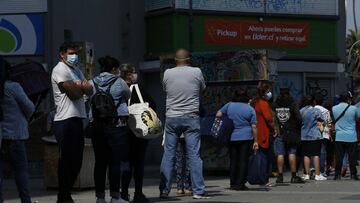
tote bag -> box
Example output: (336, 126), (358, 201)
(128, 84), (163, 139)
(210, 113), (234, 144)
(247, 151), (268, 185)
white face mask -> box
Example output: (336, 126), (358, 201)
(66, 54), (79, 67)
(265, 91), (272, 100)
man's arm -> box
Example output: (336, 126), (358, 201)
(81, 79), (93, 97)
(198, 68), (206, 91)
(60, 79), (93, 100)
(59, 80), (83, 100)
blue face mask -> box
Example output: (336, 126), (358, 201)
(66, 54), (79, 67)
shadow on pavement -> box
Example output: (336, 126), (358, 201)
(341, 194), (360, 200)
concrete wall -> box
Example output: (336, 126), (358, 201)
(48, 0), (146, 69)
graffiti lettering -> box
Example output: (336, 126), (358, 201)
(165, 0), (337, 16)
(274, 77), (303, 101)
(306, 81), (329, 102)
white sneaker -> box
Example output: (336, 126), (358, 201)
(193, 194), (211, 199)
(110, 198), (129, 203)
(96, 198), (107, 203)
(302, 174), (310, 180)
(315, 174), (327, 181)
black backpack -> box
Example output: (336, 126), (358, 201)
(91, 79), (119, 121)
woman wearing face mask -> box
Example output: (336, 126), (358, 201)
(89, 56), (131, 203)
(250, 81), (278, 187)
(120, 64), (155, 203)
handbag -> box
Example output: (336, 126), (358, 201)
(210, 113), (234, 144)
(247, 150), (268, 185)
(128, 84), (163, 139)
(330, 104), (351, 140)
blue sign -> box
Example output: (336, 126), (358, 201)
(0, 14), (44, 55)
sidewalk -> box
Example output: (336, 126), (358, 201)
(2, 168), (360, 203)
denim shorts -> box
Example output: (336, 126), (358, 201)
(274, 136), (297, 156)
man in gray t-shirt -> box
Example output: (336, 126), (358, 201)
(163, 61), (206, 117)
(159, 49), (209, 199)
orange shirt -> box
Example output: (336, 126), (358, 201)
(254, 99), (273, 149)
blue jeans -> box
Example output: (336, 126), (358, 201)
(274, 136), (297, 156)
(175, 139), (191, 191)
(0, 140), (31, 203)
(159, 115), (205, 196)
(320, 139), (327, 173)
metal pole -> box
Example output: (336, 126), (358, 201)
(188, 0), (193, 52)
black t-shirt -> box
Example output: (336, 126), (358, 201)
(272, 97), (302, 135)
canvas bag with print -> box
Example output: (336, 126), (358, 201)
(128, 84), (163, 139)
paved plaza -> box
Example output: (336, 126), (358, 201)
(2, 169), (360, 203)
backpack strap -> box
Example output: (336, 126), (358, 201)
(93, 80), (100, 92)
(106, 78), (118, 94)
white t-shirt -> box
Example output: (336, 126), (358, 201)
(51, 62), (86, 121)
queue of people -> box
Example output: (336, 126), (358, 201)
(0, 45), (360, 203)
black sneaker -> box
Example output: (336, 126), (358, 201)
(159, 193), (169, 199)
(276, 175), (284, 183)
(291, 176), (305, 184)
(133, 193), (149, 203)
(333, 175), (341, 180)
(238, 185), (249, 191)
(121, 193), (130, 202)
(351, 175), (359, 180)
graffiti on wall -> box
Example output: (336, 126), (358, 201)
(201, 85), (259, 116)
(305, 80), (331, 103)
(191, 50), (270, 81)
(273, 77), (303, 102)
(161, 50), (274, 116)
(171, 0), (338, 16)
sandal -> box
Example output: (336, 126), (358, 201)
(176, 189), (184, 195)
(184, 189), (193, 196)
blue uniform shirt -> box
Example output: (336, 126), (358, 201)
(220, 102), (257, 141)
(332, 102), (359, 142)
